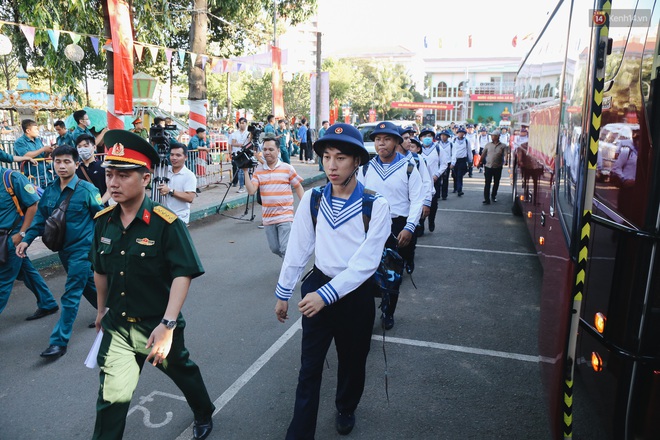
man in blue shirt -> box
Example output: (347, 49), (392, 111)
(72, 109), (107, 148)
(16, 145), (104, 359)
(13, 119), (54, 188)
(54, 120), (74, 146)
(0, 166), (59, 319)
(298, 117), (310, 162)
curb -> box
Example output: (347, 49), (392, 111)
(32, 172), (327, 271)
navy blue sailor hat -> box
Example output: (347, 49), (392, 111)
(370, 121), (403, 143)
(313, 123), (370, 166)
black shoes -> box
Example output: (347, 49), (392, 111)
(405, 261), (414, 274)
(429, 220), (435, 232)
(458, 191), (464, 196)
(336, 412), (355, 435)
(483, 200), (491, 205)
(381, 313), (394, 330)
(26, 306), (59, 321)
(492, 196), (497, 202)
(40, 345), (67, 358)
(193, 416), (213, 440)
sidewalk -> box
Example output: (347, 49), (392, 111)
(26, 161), (326, 270)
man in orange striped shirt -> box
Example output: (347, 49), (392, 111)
(243, 135), (305, 257)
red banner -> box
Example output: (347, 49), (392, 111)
(391, 101), (454, 110)
(470, 94), (514, 102)
(368, 109), (377, 122)
(108, 0), (133, 115)
(271, 46), (284, 119)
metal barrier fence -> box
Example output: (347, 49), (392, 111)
(1, 138), (233, 192)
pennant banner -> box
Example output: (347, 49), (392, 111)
(134, 44), (143, 62)
(20, 25), (35, 49)
(178, 49), (185, 67)
(190, 52), (197, 67)
(108, 0), (133, 116)
(200, 55), (208, 70)
(70, 32), (81, 45)
(165, 49), (173, 64)
(148, 46), (158, 63)
(47, 29), (60, 50)
(90, 36), (99, 55)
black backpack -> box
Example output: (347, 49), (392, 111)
(42, 181), (79, 252)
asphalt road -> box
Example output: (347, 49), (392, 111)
(0, 171), (551, 440)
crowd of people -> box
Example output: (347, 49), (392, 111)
(1, 109), (520, 439)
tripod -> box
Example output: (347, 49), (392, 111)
(215, 166), (256, 221)
(151, 143), (170, 204)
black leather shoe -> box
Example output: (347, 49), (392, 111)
(193, 417), (213, 440)
(458, 191), (464, 196)
(429, 221), (435, 232)
(26, 306), (59, 321)
(88, 322), (96, 328)
(336, 412), (355, 435)
(483, 200), (491, 205)
(492, 196), (497, 202)
(40, 345), (67, 358)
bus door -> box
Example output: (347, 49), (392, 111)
(574, 2), (660, 439)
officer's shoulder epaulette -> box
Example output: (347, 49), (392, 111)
(153, 205), (177, 224)
(94, 204), (116, 219)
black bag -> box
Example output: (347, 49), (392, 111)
(0, 229), (10, 265)
(42, 182), (78, 252)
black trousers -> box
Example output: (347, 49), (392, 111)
(428, 177), (443, 226)
(483, 166), (503, 202)
(440, 166), (450, 199)
(286, 269), (376, 440)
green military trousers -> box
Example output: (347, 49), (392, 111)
(92, 312), (215, 440)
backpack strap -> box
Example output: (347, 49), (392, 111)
(362, 189), (376, 233)
(406, 161), (414, 179)
(309, 186), (323, 229)
(3, 170), (25, 218)
(362, 162), (369, 177)
(435, 145), (440, 156)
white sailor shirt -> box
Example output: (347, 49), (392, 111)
(406, 151), (434, 207)
(357, 152), (424, 234)
(465, 133), (478, 152)
(274, 182), (391, 305)
(421, 143), (441, 178)
(478, 134), (490, 149)
(436, 141), (452, 176)
(451, 138), (473, 165)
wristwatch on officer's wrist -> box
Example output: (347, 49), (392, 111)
(19, 231), (26, 238)
(168, 189), (174, 197)
(161, 318), (177, 330)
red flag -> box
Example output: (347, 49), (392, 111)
(271, 46), (284, 118)
(108, 0), (133, 115)
(512, 35), (518, 47)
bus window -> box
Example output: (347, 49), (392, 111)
(594, 5), (655, 227)
(557, 3), (593, 238)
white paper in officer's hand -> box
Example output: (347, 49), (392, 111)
(85, 329), (104, 369)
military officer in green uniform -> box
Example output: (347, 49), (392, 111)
(17, 145), (103, 358)
(90, 130), (214, 440)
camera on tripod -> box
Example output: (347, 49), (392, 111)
(232, 147), (258, 170)
(149, 124), (178, 153)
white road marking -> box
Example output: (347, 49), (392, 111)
(438, 208), (511, 215)
(376, 335), (539, 363)
(417, 244), (537, 257)
(175, 317), (302, 440)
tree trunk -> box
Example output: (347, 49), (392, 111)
(188, 0), (207, 137)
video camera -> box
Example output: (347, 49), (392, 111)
(232, 147), (258, 170)
(149, 124), (178, 152)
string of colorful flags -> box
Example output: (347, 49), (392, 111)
(0, 19), (261, 74)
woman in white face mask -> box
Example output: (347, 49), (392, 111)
(75, 134), (112, 205)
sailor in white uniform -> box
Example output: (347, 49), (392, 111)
(274, 123), (390, 439)
(357, 121), (423, 330)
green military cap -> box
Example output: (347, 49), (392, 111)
(102, 129), (160, 169)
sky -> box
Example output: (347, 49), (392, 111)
(317, 0), (560, 57)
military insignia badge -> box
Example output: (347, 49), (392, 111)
(111, 143), (125, 156)
(101, 237), (112, 245)
(379, 124), (385, 128)
(142, 209), (151, 225)
(95, 193), (103, 205)
(335, 127), (343, 134)
(24, 184), (36, 194)
(136, 238), (155, 246)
